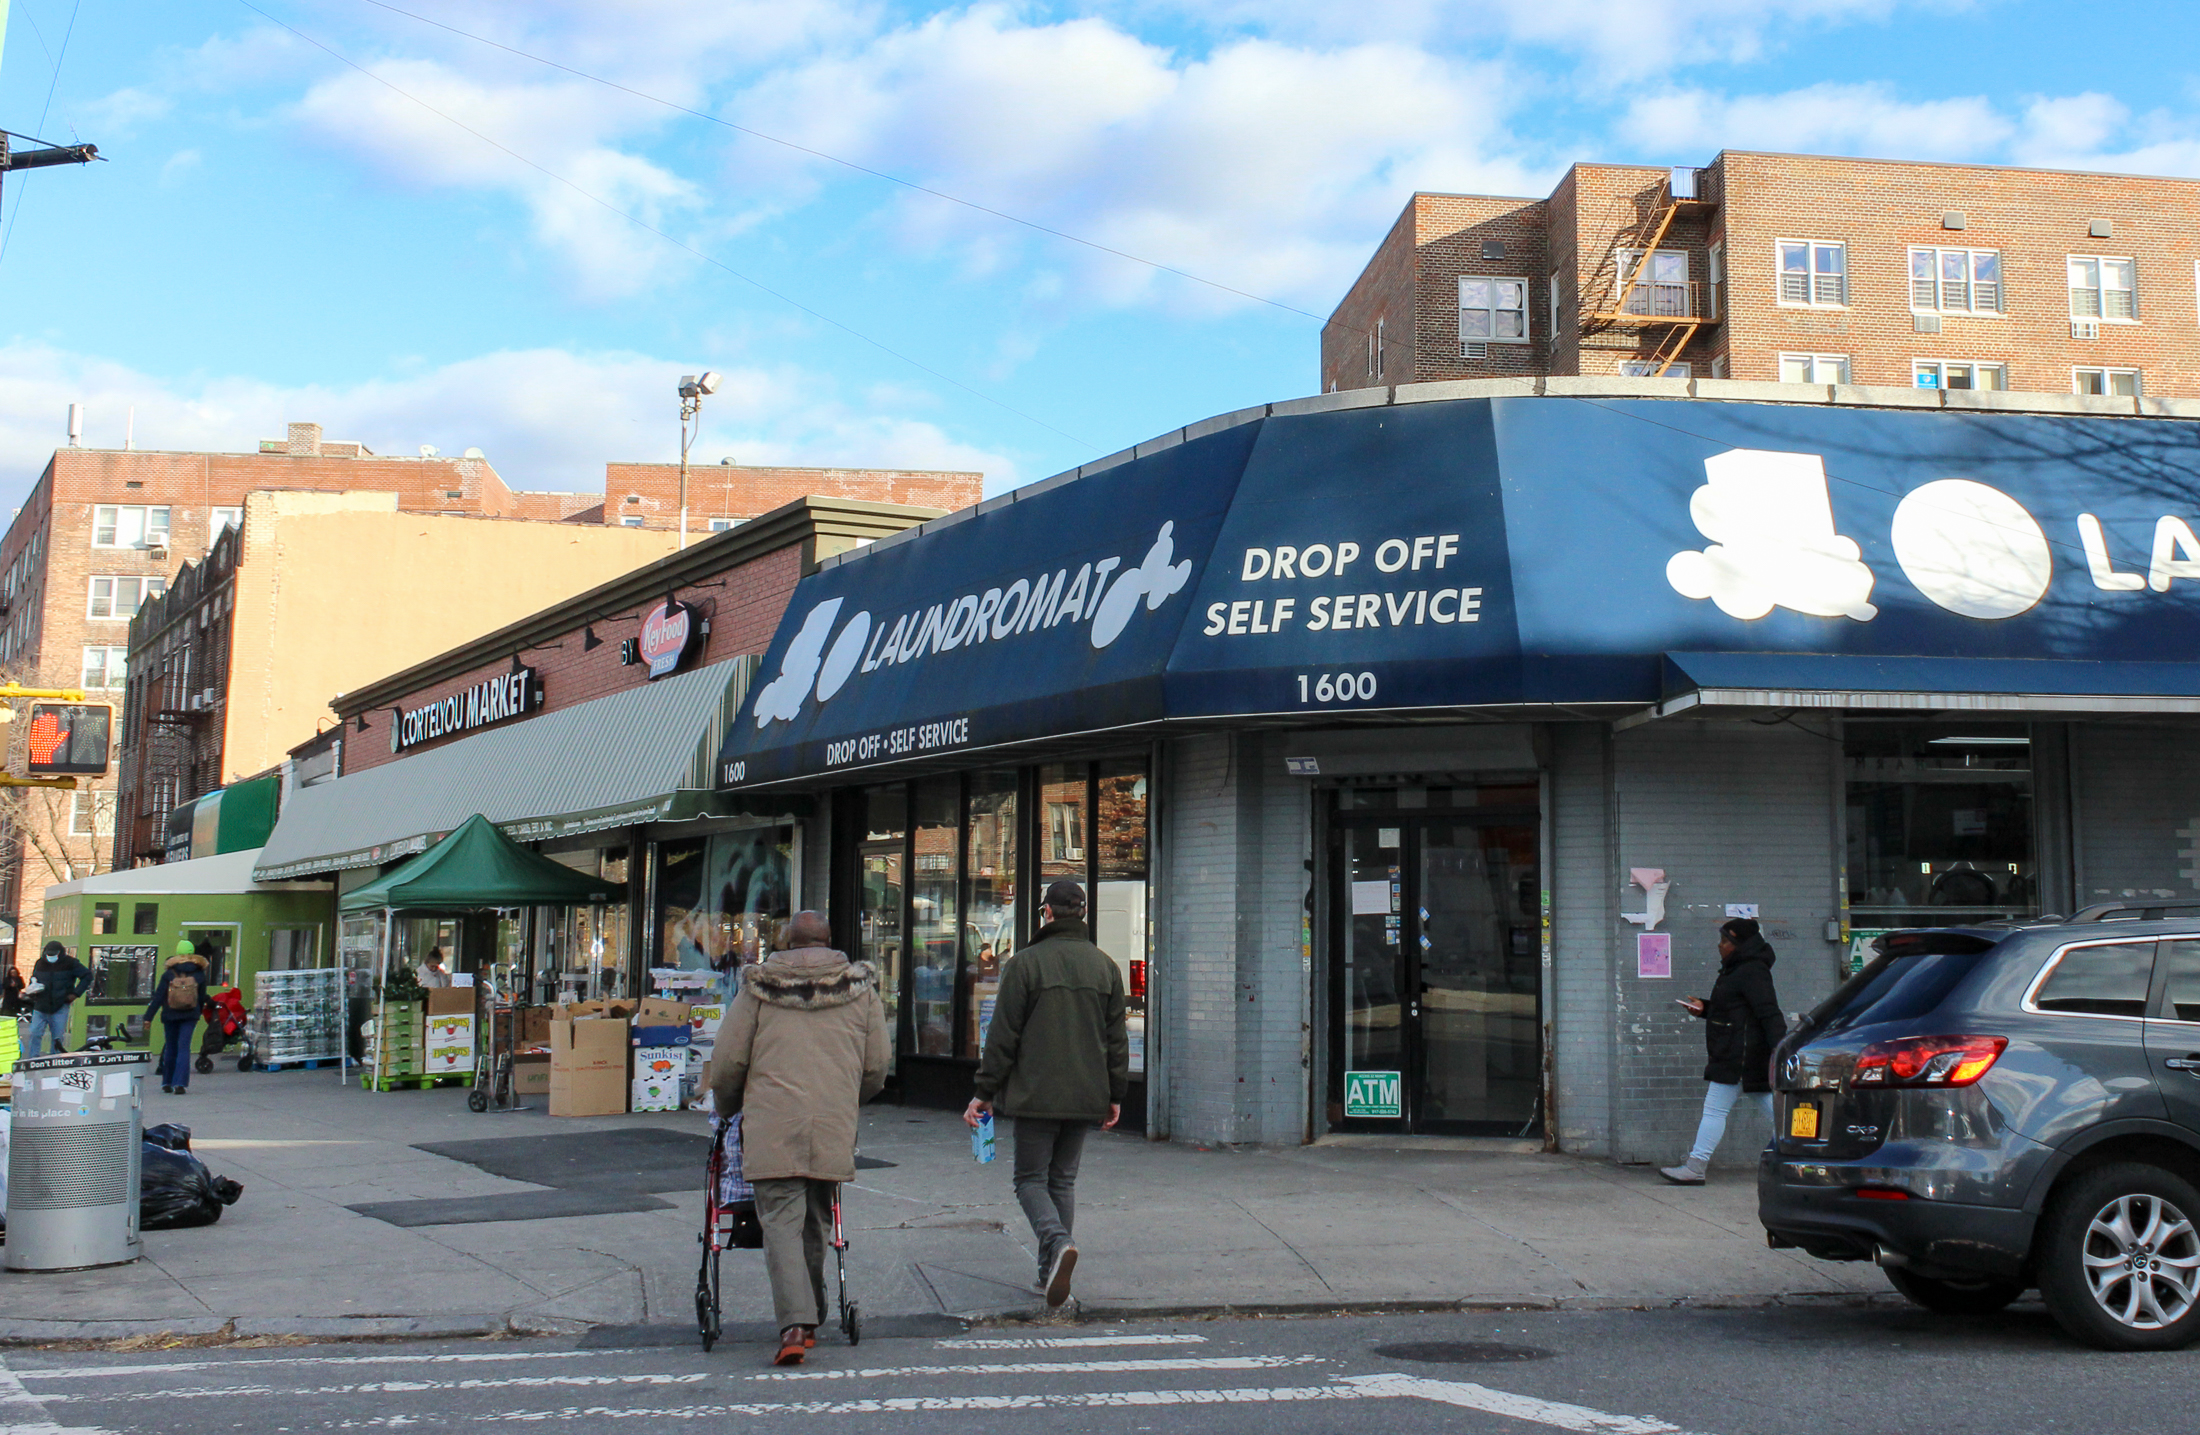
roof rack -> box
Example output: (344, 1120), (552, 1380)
(2069, 900), (2200, 923)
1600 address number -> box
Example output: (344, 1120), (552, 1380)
(1298, 671), (1376, 704)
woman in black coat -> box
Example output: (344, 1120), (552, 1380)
(1660, 917), (1787, 1185)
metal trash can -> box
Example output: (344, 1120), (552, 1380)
(5, 1050), (149, 1271)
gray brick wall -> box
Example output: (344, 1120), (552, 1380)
(1549, 723), (1616, 1154)
(1607, 719), (1845, 1166)
(1158, 731), (1315, 1146)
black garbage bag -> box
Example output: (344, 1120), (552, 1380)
(140, 1137), (242, 1229)
(143, 1122), (192, 1152)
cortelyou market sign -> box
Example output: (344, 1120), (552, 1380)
(394, 667), (540, 753)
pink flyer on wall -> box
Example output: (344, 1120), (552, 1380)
(1637, 932), (1672, 979)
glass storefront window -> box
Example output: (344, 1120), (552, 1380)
(1095, 759), (1149, 1074)
(910, 777), (961, 1056)
(1848, 723), (2036, 929)
(1037, 763), (1088, 890)
(964, 771), (1019, 1058)
(858, 787), (907, 1064)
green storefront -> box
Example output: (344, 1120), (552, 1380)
(42, 848), (335, 1054)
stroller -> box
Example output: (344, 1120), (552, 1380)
(697, 1113), (860, 1352)
(195, 987), (253, 1074)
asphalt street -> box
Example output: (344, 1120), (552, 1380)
(4, 1302), (2197, 1435)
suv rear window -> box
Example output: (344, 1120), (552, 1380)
(1815, 932), (1999, 1036)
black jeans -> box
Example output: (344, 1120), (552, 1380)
(1012, 1117), (1089, 1269)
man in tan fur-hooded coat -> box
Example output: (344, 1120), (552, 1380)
(709, 910), (888, 1363)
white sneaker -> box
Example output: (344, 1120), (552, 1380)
(1658, 1160), (1707, 1185)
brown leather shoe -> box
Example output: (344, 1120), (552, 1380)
(773, 1327), (808, 1365)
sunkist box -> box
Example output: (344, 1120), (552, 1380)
(548, 1015), (629, 1117)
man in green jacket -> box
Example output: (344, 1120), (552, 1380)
(965, 879), (1128, 1308)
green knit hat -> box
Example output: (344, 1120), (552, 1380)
(174, 939), (197, 957)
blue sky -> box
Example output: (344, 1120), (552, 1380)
(1, 1), (2197, 504)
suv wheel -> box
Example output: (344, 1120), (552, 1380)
(2039, 1162), (2200, 1350)
(1885, 1267), (2024, 1315)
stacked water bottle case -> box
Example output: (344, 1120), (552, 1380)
(250, 968), (346, 1069)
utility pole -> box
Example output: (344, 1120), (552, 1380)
(676, 371), (720, 550)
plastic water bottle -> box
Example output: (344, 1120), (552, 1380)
(971, 1110), (996, 1164)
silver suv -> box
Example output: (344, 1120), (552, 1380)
(1760, 915), (2200, 1350)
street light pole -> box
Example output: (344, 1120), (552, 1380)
(675, 371), (721, 550)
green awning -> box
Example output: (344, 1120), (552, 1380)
(341, 814), (625, 912)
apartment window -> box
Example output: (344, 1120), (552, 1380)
(2074, 367), (2142, 396)
(87, 575), (165, 620)
(92, 505), (171, 549)
(1706, 241), (1724, 320)
(132, 902), (158, 934)
(1365, 328), (1376, 377)
(1459, 276), (1529, 346)
(81, 645), (128, 689)
(707, 517), (742, 534)
(1780, 353), (1851, 384)
(1375, 317), (1386, 379)
(1615, 250), (1690, 316)
(620, 516), (645, 528)
(1618, 361), (1691, 379)
(2069, 256), (2137, 321)
(1778, 240), (1847, 305)
(1914, 361), (2008, 391)
(69, 790), (117, 839)
(1709, 355), (1730, 380)
(1910, 248), (2002, 313)
(210, 507), (242, 545)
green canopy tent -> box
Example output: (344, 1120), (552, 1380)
(343, 814), (626, 1095)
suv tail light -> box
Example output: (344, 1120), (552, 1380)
(1852, 1035), (2007, 1088)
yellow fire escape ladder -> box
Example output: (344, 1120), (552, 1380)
(1588, 177), (1704, 377)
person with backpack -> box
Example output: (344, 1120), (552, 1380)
(146, 940), (210, 1094)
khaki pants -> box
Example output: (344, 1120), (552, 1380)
(751, 1177), (833, 1331)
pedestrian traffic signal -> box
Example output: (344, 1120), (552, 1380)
(25, 703), (111, 775)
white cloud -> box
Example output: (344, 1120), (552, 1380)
(731, 9), (1544, 313)
(0, 343), (1015, 509)
(1623, 83), (2012, 163)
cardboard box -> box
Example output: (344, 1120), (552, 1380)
(632, 1024), (690, 1048)
(426, 987), (475, 1016)
(636, 998), (690, 1028)
(554, 999), (637, 1022)
(512, 1052), (551, 1094)
(549, 1063), (627, 1117)
(632, 1045), (685, 1083)
(427, 1015), (474, 1048)
(550, 1016), (630, 1068)
(688, 1003), (724, 1039)
(521, 1006), (553, 1044)
(422, 1045), (472, 1075)
(632, 1075), (680, 1112)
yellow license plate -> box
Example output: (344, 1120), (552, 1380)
(1789, 1102), (1820, 1140)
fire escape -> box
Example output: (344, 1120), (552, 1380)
(1581, 169), (1718, 376)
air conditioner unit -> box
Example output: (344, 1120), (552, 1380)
(148, 546), (167, 561)
(1462, 341), (1489, 359)
(1913, 314), (1942, 334)
(2071, 319), (2101, 340)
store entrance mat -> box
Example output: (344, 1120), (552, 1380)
(348, 1189), (673, 1227)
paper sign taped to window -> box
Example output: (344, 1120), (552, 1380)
(1351, 880), (1393, 916)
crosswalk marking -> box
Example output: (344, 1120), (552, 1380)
(470, 1387), (1373, 1420)
(41, 1374), (714, 1405)
(1342, 1375), (1700, 1435)
(13, 1351), (584, 1382)
(0, 1359), (113, 1435)
(935, 1334), (1205, 1350)
(756, 1355), (1321, 1382)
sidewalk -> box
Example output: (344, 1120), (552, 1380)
(0, 1065), (1889, 1342)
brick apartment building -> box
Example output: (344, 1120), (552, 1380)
(111, 491), (680, 869)
(1323, 150), (2200, 398)
(0, 421), (987, 975)
(598, 461), (981, 533)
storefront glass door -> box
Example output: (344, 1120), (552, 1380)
(1331, 789), (1543, 1136)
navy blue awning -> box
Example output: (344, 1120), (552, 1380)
(721, 392), (2200, 789)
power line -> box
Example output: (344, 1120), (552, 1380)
(0, 0), (83, 264)
(235, 0), (1095, 451)
(342, 0), (1355, 335)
